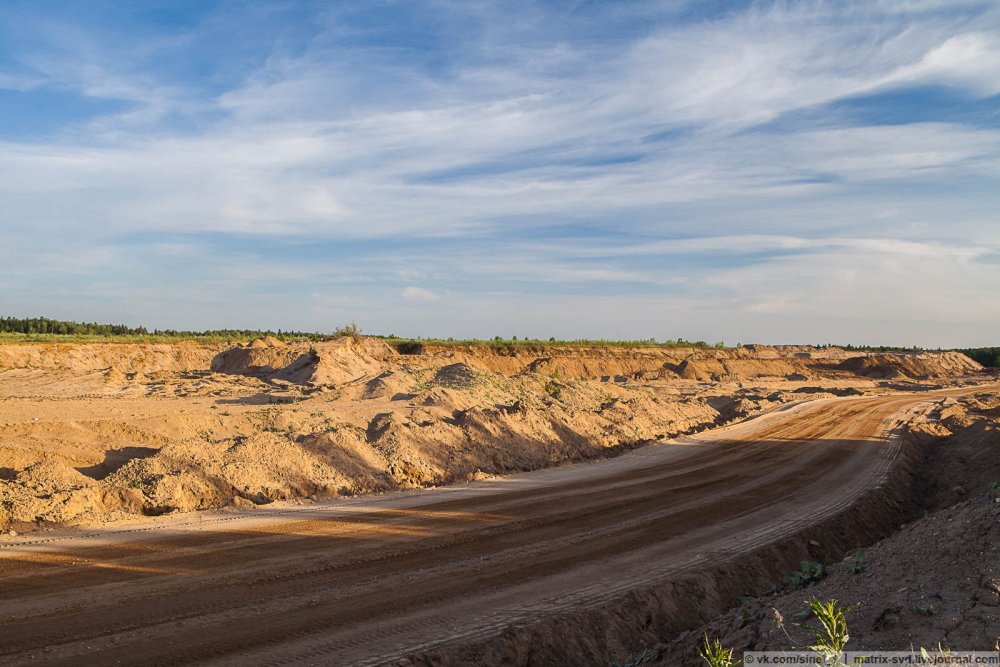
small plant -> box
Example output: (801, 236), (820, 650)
(918, 644), (951, 660)
(699, 634), (740, 667)
(799, 597), (856, 665)
(544, 379), (563, 400)
(735, 608), (760, 628)
(913, 604), (938, 616)
(843, 549), (867, 574)
(599, 393), (618, 411)
(786, 560), (826, 587)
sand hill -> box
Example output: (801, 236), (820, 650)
(0, 339), (985, 531)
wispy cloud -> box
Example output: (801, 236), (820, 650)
(0, 0), (997, 344)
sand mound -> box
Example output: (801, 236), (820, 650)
(211, 341), (306, 375)
(17, 459), (96, 492)
(104, 365), (127, 384)
(838, 352), (981, 380)
(363, 372), (417, 400)
(675, 358), (717, 381)
(297, 339), (395, 385)
(212, 338), (395, 386)
(432, 363), (478, 388)
(250, 336), (284, 349)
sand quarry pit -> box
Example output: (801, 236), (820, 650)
(0, 339), (995, 664)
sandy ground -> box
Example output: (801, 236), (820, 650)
(647, 390), (1000, 665)
(0, 386), (992, 665)
(0, 340), (991, 665)
(0, 339), (982, 531)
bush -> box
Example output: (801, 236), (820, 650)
(332, 322), (362, 341)
(394, 341), (424, 355)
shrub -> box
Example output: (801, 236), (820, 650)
(332, 322), (362, 341)
(394, 341), (424, 355)
(544, 379), (563, 400)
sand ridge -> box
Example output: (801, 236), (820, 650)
(0, 339), (985, 532)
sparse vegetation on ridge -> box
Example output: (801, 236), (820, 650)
(0, 315), (727, 348)
(383, 335), (725, 351)
(9, 316), (996, 360)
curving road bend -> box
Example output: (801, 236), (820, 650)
(0, 388), (980, 665)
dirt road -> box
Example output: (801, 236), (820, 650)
(0, 389), (976, 665)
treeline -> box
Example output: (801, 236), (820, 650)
(820, 343), (927, 353)
(0, 316), (328, 341)
(0, 317), (145, 336)
(959, 348), (1000, 367)
(379, 335), (722, 350)
(0, 318), (723, 347)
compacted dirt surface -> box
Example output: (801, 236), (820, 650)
(0, 385), (993, 666)
(649, 390), (1000, 665)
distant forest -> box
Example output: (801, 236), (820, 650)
(1, 316), (144, 336)
(0, 316), (327, 341)
(959, 348), (1000, 368)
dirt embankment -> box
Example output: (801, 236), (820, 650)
(630, 392), (1000, 664)
(0, 341), (223, 374)
(412, 343), (980, 383)
(0, 339), (986, 532)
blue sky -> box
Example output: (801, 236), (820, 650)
(1, 1), (998, 346)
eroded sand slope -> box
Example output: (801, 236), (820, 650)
(0, 338), (982, 531)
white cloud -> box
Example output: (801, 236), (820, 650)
(884, 32), (1000, 95)
(401, 286), (440, 302)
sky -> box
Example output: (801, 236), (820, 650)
(0, 0), (998, 346)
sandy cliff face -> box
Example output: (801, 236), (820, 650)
(0, 339), (980, 382)
(0, 339), (985, 531)
(0, 341), (222, 374)
(206, 340), (983, 385)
